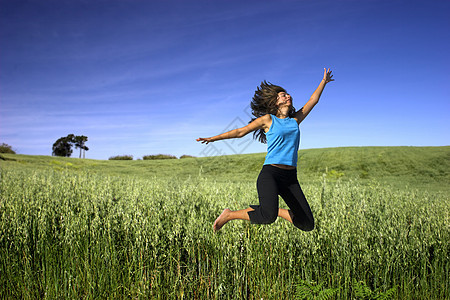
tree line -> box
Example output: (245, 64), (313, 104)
(3, 138), (194, 160)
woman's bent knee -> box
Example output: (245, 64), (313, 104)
(294, 218), (315, 231)
(261, 209), (278, 224)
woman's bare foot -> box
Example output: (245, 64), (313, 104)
(213, 209), (231, 232)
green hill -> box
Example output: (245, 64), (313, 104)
(1, 146), (449, 192)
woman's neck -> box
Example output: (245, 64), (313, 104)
(276, 107), (290, 119)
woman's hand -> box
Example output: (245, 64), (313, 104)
(196, 137), (214, 144)
(322, 68), (334, 84)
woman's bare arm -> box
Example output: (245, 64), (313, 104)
(197, 114), (271, 144)
(294, 68), (334, 124)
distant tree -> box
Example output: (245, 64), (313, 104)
(74, 135), (88, 158)
(52, 135), (75, 157)
(82, 146), (89, 159)
(52, 134), (89, 158)
(0, 143), (16, 154)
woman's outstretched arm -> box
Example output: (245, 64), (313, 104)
(197, 114), (271, 144)
(294, 68), (334, 124)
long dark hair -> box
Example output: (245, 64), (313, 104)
(249, 80), (296, 143)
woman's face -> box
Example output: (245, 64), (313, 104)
(276, 91), (292, 108)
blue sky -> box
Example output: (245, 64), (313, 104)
(1, 0), (449, 160)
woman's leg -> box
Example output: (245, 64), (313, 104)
(247, 165), (279, 225)
(279, 181), (314, 231)
(278, 208), (294, 223)
(213, 207), (293, 232)
(213, 207), (254, 232)
(213, 165), (279, 232)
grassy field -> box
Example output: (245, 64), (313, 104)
(0, 146), (449, 299)
(1, 146), (449, 190)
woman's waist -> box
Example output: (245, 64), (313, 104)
(261, 164), (298, 178)
(270, 164), (296, 170)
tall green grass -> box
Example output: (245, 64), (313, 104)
(1, 167), (448, 299)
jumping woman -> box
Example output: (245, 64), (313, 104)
(197, 68), (334, 232)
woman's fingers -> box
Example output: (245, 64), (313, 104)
(323, 68), (333, 78)
(323, 68), (334, 82)
(197, 137), (211, 144)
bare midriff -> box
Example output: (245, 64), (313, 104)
(270, 164), (296, 170)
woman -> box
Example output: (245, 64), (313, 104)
(197, 68), (334, 232)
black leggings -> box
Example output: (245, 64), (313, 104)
(247, 164), (314, 231)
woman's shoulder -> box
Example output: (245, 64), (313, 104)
(254, 114), (272, 123)
(260, 114), (272, 121)
(255, 114), (272, 134)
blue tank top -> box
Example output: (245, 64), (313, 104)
(263, 114), (300, 167)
